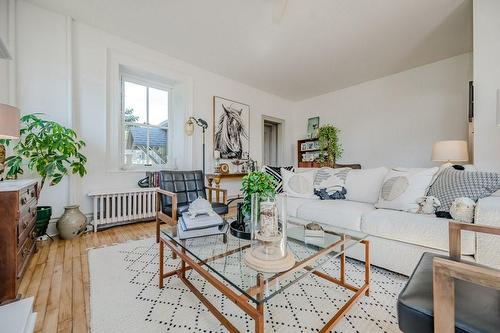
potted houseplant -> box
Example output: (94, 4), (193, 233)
(317, 124), (343, 167)
(3, 114), (87, 237)
(240, 171), (276, 222)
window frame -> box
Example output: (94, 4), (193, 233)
(120, 73), (172, 169)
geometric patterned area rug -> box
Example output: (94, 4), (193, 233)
(89, 237), (407, 333)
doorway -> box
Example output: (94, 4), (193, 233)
(262, 116), (284, 166)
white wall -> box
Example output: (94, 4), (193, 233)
(13, 1), (295, 223)
(293, 53), (472, 169)
(473, 0), (500, 172)
(0, 0), (15, 105)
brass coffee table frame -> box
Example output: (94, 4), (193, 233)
(159, 234), (370, 333)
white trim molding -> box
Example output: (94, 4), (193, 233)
(106, 48), (194, 173)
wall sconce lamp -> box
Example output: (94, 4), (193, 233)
(185, 117), (208, 174)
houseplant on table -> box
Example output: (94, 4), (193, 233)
(230, 171), (276, 239)
(3, 114), (88, 239)
(317, 124), (343, 167)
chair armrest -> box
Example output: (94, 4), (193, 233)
(206, 186), (228, 204)
(448, 221), (500, 260)
(433, 257), (500, 333)
(156, 188), (178, 221)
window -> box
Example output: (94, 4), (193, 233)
(121, 75), (170, 167)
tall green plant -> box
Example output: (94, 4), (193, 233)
(4, 114), (87, 196)
(240, 171), (276, 216)
(318, 124), (343, 165)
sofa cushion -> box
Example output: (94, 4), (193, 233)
(261, 165), (294, 193)
(286, 196), (318, 217)
(282, 168), (317, 199)
(345, 167), (388, 204)
(427, 167), (500, 214)
(295, 200), (375, 231)
(361, 209), (475, 254)
(375, 167), (438, 212)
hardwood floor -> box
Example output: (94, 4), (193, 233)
(19, 221), (157, 333)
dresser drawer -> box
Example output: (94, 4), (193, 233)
(19, 201), (37, 236)
(18, 215), (36, 246)
(19, 185), (37, 208)
(17, 227), (36, 278)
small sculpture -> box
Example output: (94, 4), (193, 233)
(416, 196), (441, 214)
(450, 197), (476, 223)
(188, 198), (215, 217)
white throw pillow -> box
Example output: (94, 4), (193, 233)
(281, 168), (317, 199)
(345, 167), (389, 204)
(313, 167), (350, 195)
(375, 167), (439, 212)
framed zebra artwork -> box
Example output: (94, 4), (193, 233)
(213, 96), (250, 160)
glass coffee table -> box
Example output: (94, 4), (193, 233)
(159, 217), (370, 333)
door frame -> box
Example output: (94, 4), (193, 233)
(261, 115), (285, 166)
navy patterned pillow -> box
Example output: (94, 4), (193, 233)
(262, 165), (294, 193)
(314, 187), (347, 200)
(427, 167), (500, 214)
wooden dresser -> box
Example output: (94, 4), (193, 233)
(0, 179), (38, 303)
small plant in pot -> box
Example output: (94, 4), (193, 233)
(240, 171), (276, 223)
(317, 124), (343, 167)
(4, 114), (88, 239)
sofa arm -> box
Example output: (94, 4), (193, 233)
(475, 196), (500, 269)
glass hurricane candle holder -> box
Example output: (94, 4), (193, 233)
(244, 193), (295, 273)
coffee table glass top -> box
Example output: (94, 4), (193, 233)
(160, 217), (368, 304)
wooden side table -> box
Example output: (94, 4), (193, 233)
(206, 172), (247, 189)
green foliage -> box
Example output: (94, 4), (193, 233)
(317, 124), (343, 164)
(124, 108), (139, 123)
(240, 171), (276, 216)
(5, 114), (88, 195)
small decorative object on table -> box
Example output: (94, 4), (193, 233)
(178, 198), (228, 240)
(244, 193), (295, 273)
(304, 222), (324, 238)
(219, 163), (230, 174)
(231, 159), (244, 173)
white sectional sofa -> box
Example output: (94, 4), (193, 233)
(287, 168), (500, 276)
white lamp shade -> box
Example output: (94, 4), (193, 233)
(0, 103), (20, 139)
(432, 140), (469, 162)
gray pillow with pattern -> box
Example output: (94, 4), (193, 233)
(427, 167), (500, 214)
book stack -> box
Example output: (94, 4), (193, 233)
(177, 212), (228, 240)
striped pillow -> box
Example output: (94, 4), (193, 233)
(262, 165), (294, 193)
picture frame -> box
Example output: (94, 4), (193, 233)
(213, 96), (250, 160)
(307, 116), (320, 139)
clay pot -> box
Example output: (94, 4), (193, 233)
(57, 205), (87, 240)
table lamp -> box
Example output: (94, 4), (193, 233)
(431, 140), (468, 163)
(0, 103), (20, 180)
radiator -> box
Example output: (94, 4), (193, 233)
(88, 188), (157, 232)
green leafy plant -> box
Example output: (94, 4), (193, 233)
(317, 124), (343, 165)
(241, 171), (276, 216)
(4, 114), (87, 196)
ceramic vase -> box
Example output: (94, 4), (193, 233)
(57, 205), (87, 240)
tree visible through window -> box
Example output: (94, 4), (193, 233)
(122, 77), (169, 166)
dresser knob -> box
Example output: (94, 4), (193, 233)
(23, 220), (29, 228)
(22, 248), (29, 257)
(21, 197), (27, 205)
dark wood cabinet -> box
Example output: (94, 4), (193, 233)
(0, 180), (38, 303)
(296, 139), (362, 169)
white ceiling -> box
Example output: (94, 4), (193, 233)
(27, 0), (472, 101)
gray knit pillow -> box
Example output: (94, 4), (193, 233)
(427, 167), (500, 213)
